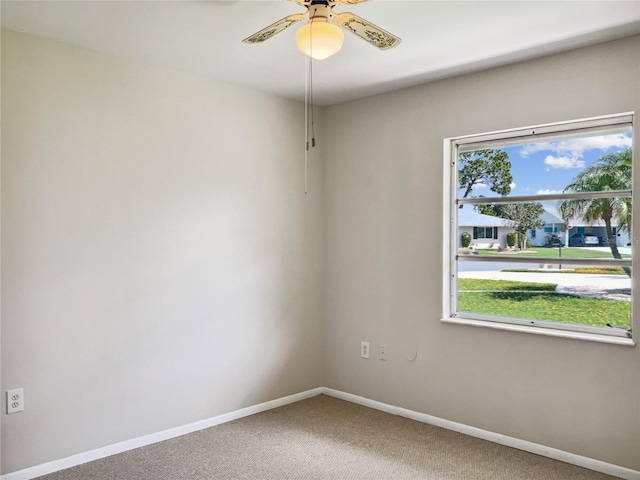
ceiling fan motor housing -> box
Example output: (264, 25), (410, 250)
(308, 2), (333, 22)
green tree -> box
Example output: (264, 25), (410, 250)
(559, 149), (632, 276)
(458, 149), (513, 200)
(476, 201), (504, 217)
(501, 203), (545, 250)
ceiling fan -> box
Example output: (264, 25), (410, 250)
(242, 0), (401, 60)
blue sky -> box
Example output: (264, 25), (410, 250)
(462, 131), (633, 199)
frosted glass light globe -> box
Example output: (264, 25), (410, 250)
(295, 21), (344, 60)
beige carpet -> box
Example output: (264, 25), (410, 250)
(37, 394), (621, 479)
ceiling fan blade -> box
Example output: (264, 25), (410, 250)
(334, 12), (401, 50)
(335, 0), (372, 5)
(287, 0), (312, 6)
(242, 13), (306, 44)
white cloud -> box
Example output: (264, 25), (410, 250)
(474, 182), (488, 189)
(543, 155), (585, 169)
(519, 133), (632, 162)
(537, 188), (564, 195)
(510, 182), (517, 189)
(561, 134), (632, 153)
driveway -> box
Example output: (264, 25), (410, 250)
(581, 246), (632, 255)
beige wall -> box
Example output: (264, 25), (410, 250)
(323, 35), (640, 470)
(1, 30), (324, 473)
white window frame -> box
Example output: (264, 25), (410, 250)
(442, 112), (635, 345)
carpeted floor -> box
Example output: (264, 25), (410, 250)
(37, 394), (621, 479)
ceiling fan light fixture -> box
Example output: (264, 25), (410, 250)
(295, 19), (344, 60)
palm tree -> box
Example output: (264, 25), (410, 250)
(559, 149), (632, 277)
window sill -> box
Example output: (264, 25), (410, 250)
(441, 317), (635, 346)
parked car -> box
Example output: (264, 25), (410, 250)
(568, 233), (599, 246)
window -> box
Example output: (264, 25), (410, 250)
(443, 113), (634, 341)
(473, 227), (498, 240)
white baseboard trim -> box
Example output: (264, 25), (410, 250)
(4, 387), (639, 480)
(321, 388), (640, 480)
(2, 388), (323, 480)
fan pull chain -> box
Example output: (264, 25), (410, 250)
(303, 10), (317, 195)
(309, 9), (316, 148)
(304, 53), (309, 194)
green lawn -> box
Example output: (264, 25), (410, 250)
(474, 247), (631, 259)
(503, 267), (628, 275)
(458, 278), (630, 329)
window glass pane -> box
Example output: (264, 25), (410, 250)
(457, 262), (631, 331)
(457, 130), (632, 199)
(453, 119), (633, 335)
(459, 199), (632, 258)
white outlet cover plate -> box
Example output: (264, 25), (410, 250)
(7, 388), (24, 414)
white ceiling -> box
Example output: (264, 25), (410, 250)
(2, 1), (640, 106)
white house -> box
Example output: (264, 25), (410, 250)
(565, 221), (631, 247)
(533, 208), (631, 247)
(527, 209), (566, 247)
(458, 208), (511, 249)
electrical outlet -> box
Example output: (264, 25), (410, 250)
(360, 341), (369, 359)
(7, 388), (24, 414)
(379, 344), (387, 361)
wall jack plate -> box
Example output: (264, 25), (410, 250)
(379, 344), (387, 361)
(7, 388), (24, 414)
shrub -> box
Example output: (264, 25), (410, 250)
(461, 232), (472, 248)
(506, 232), (517, 247)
